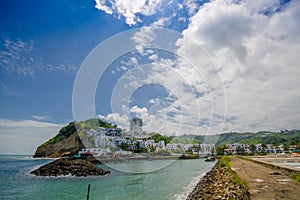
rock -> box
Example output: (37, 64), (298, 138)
(186, 160), (250, 200)
(270, 171), (281, 175)
(31, 158), (110, 177)
(178, 154), (199, 159)
(33, 133), (85, 158)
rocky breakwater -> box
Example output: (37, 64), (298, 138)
(187, 160), (250, 200)
(178, 154), (199, 159)
(31, 158), (110, 177)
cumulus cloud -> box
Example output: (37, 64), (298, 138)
(95, 0), (162, 25)
(98, 113), (129, 128)
(131, 27), (156, 55)
(0, 119), (62, 154)
(97, 0), (300, 135)
(93, 0), (203, 26)
(181, 0), (300, 132)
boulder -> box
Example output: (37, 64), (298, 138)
(31, 158), (110, 177)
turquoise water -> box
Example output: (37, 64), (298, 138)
(0, 155), (215, 200)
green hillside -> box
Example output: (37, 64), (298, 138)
(215, 130), (300, 146)
(40, 118), (115, 147)
(172, 130), (300, 146)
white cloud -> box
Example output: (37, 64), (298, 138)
(0, 83), (22, 96)
(95, 0), (113, 14)
(0, 38), (78, 77)
(151, 17), (171, 27)
(93, 0), (203, 26)
(180, 0), (300, 132)
(98, 113), (129, 128)
(131, 27), (155, 55)
(95, 0), (162, 25)
(0, 119), (63, 154)
(31, 115), (51, 121)
(130, 106), (150, 121)
(97, 0), (300, 135)
(183, 0), (200, 15)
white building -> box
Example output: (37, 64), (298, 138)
(226, 143), (250, 154)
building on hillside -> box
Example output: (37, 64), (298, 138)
(199, 144), (215, 153)
(96, 127), (122, 136)
(226, 143), (250, 154)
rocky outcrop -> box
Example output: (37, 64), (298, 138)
(187, 160), (250, 200)
(31, 158), (110, 177)
(33, 133), (85, 158)
(178, 154), (199, 159)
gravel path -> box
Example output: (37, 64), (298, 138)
(230, 157), (300, 200)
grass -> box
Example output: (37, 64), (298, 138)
(220, 155), (231, 167)
(291, 173), (300, 182)
(220, 156), (247, 189)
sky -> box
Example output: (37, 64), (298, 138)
(0, 0), (299, 154)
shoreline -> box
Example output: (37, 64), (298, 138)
(177, 161), (217, 200)
(244, 156), (300, 172)
(187, 159), (250, 200)
(187, 156), (300, 200)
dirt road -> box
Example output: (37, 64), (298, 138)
(230, 157), (300, 200)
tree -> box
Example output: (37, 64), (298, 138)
(283, 144), (289, 152)
(192, 145), (202, 155)
(236, 146), (245, 155)
(296, 142), (300, 150)
(119, 142), (130, 151)
(216, 145), (227, 155)
(250, 144), (256, 154)
(136, 141), (141, 152)
(289, 138), (299, 145)
(261, 143), (267, 154)
(151, 133), (171, 144)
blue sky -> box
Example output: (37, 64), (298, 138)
(0, 0), (299, 154)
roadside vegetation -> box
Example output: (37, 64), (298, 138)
(291, 173), (300, 182)
(220, 156), (247, 189)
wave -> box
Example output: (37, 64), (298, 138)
(174, 161), (217, 200)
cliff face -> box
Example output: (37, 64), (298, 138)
(33, 132), (85, 158)
(33, 119), (114, 158)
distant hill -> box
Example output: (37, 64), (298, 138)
(33, 117), (299, 158)
(216, 130), (300, 146)
(33, 119), (115, 158)
(177, 130), (300, 146)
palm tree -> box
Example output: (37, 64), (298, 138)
(283, 144), (289, 152)
(261, 143), (267, 154)
(236, 146), (245, 155)
(250, 144), (256, 154)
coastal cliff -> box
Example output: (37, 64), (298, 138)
(33, 132), (85, 158)
(33, 119), (115, 158)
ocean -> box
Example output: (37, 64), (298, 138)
(0, 155), (215, 200)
